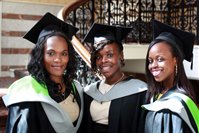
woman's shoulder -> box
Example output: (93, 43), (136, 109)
(123, 76), (147, 90)
(144, 91), (199, 133)
(8, 75), (35, 90)
(10, 75), (32, 84)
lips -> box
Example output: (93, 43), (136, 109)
(51, 65), (64, 70)
(151, 69), (162, 77)
(100, 65), (111, 73)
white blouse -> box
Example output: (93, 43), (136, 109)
(90, 80), (112, 125)
(59, 93), (80, 122)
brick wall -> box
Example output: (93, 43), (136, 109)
(0, 1), (62, 77)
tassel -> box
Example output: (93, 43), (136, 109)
(190, 57), (193, 70)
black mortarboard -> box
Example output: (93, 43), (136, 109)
(23, 12), (79, 44)
(152, 19), (195, 62)
(83, 23), (132, 48)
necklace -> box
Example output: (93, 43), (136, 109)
(100, 73), (125, 104)
(112, 73), (125, 85)
(105, 73), (125, 85)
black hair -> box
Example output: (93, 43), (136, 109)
(27, 32), (78, 102)
(145, 39), (196, 103)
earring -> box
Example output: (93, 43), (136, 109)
(175, 64), (178, 76)
(63, 69), (67, 75)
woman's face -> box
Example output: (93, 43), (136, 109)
(44, 36), (69, 82)
(148, 42), (176, 87)
(96, 42), (123, 80)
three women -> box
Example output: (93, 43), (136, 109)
(3, 12), (198, 133)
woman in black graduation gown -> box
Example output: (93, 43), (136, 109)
(81, 23), (148, 133)
(142, 20), (199, 133)
(3, 12), (83, 133)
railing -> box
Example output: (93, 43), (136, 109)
(61, 0), (199, 85)
(65, 0), (198, 45)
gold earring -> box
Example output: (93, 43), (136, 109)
(175, 64), (178, 76)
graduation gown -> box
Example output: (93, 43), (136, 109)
(82, 77), (147, 133)
(3, 75), (84, 133)
(142, 88), (199, 133)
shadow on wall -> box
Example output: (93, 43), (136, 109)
(0, 69), (29, 88)
(14, 69), (29, 79)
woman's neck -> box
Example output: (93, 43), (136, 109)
(50, 76), (63, 84)
(160, 82), (175, 94)
(51, 77), (66, 94)
(161, 76), (176, 94)
(105, 72), (125, 85)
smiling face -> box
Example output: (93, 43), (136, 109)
(148, 42), (176, 88)
(44, 36), (69, 83)
(95, 42), (124, 84)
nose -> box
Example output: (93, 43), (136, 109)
(150, 61), (158, 68)
(101, 56), (108, 63)
(54, 55), (61, 62)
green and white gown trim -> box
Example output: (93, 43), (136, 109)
(142, 92), (199, 133)
(3, 75), (84, 133)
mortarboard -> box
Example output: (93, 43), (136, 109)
(23, 12), (79, 44)
(83, 22), (132, 48)
(152, 19), (195, 62)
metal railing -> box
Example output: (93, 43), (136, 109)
(66, 0), (198, 45)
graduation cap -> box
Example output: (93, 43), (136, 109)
(152, 19), (195, 63)
(23, 12), (79, 44)
(83, 23), (132, 48)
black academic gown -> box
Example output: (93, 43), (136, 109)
(6, 100), (83, 133)
(6, 102), (56, 133)
(3, 76), (83, 133)
(81, 77), (147, 133)
(143, 88), (199, 133)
